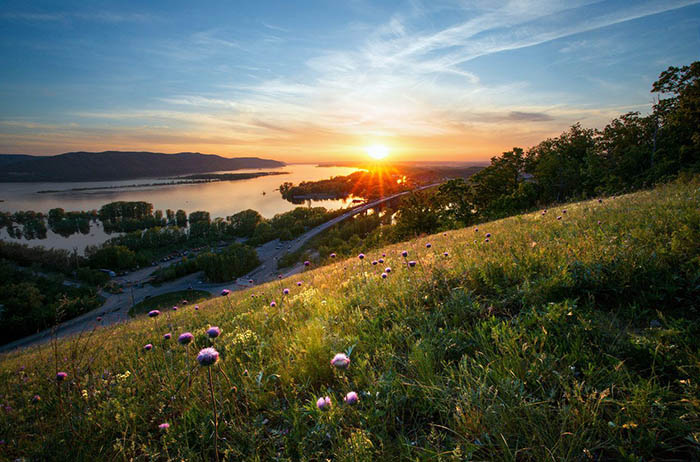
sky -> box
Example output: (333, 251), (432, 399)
(1, 0), (699, 163)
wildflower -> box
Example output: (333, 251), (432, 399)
(172, 306), (178, 311)
(96, 316), (102, 322)
(148, 310), (160, 318)
(443, 252), (449, 257)
(56, 372), (67, 381)
(474, 227), (478, 232)
(598, 198), (603, 203)
(378, 258), (384, 263)
(283, 288), (290, 295)
(563, 209), (567, 214)
(221, 289), (230, 296)
(408, 261), (416, 267)
(426, 243), (431, 248)
(485, 233), (491, 238)
(330, 253), (336, 258)
(344, 391), (359, 405)
(304, 260), (311, 266)
(144, 344), (153, 351)
(207, 326), (221, 338)
(401, 250), (408, 257)
(278, 275), (282, 279)
(381, 273), (387, 279)
(331, 353), (351, 369)
(164, 333), (171, 340)
(598, 220), (602, 225)
(385, 267), (392, 273)
(358, 253), (365, 260)
(197, 347), (220, 366)
(485, 238), (490, 243)
(316, 396), (331, 411)
(194, 305), (199, 311)
(31, 394), (41, 404)
(270, 301), (277, 307)
(372, 260), (378, 265)
(159, 423), (170, 431)
(557, 216), (562, 220)
(178, 332), (194, 345)
(297, 281), (302, 286)
(248, 279), (254, 284)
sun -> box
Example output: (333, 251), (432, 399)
(365, 144), (389, 160)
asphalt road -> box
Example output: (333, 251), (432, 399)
(0, 182), (441, 353)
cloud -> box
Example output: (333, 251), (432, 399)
(507, 111), (555, 122)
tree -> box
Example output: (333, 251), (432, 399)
(652, 61), (700, 171)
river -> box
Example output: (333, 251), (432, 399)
(0, 164), (361, 252)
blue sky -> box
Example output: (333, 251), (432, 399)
(1, 0), (699, 161)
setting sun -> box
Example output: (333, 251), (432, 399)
(366, 144), (390, 160)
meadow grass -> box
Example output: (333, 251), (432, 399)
(1, 177), (699, 461)
(128, 290), (212, 316)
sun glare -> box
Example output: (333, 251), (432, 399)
(366, 144), (389, 160)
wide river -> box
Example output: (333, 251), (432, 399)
(0, 164), (361, 252)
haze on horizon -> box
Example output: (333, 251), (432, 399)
(1, 0), (699, 163)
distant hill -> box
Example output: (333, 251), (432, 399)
(0, 151), (285, 182)
(0, 154), (38, 166)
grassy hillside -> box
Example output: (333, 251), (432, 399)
(1, 178), (699, 461)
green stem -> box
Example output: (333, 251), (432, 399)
(208, 367), (220, 462)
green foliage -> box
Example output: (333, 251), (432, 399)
(196, 243), (260, 282)
(0, 261), (102, 344)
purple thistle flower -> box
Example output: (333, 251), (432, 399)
(563, 209), (567, 214)
(598, 220), (602, 225)
(344, 391), (359, 405)
(304, 260), (311, 266)
(249, 279), (254, 284)
(207, 326), (221, 338)
(382, 253), (386, 257)
(330, 353), (351, 369)
(372, 260), (378, 265)
(381, 273), (387, 279)
(194, 305), (199, 311)
(443, 252), (449, 257)
(485, 238), (490, 243)
(485, 233), (491, 238)
(164, 333), (172, 340)
(197, 347), (219, 366)
(316, 396), (331, 411)
(144, 343), (153, 351)
(172, 306), (178, 311)
(330, 253), (336, 258)
(148, 310), (160, 318)
(401, 250), (408, 257)
(221, 289), (230, 296)
(283, 288), (290, 295)
(278, 275), (282, 279)
(557, 216), (562, 220)
(598, 198), (603, 203)
(408, 261), (416, 267)
(378, 258), (384, 263)
(474, 227), (479, 232)
(31, 394), (41, 404)
(270, 301), (277, 307)
(159, 423), (170, 431)
(56, 372), (67, 382)
(385, 267), (392, 273)
(426, 243), (431, 248)
(443, 232), (447, 236)
(297, 281), (302, 286)
(358, 253), (365, 260)
(96, 316), (102, 322)
(178, 332), (194, 345)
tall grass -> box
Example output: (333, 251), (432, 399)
(1, 177), (699, 461)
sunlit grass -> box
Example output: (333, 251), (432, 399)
(0, 177), (699, 460)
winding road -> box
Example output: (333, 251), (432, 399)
(0, 182), (442, 353)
